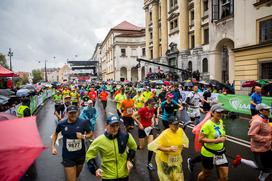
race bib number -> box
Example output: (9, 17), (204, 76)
(213, 154), (228, 165)
(66, 139), (82, 152)
(127, 108), (133, 115)
(168, 155), (181, 166)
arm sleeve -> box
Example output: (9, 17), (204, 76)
(55, 122), (62, 134)
(86, 138), (100, 162)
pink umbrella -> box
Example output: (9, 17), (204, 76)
(0, 116), (45, 181)
(0, 112), (17, 121)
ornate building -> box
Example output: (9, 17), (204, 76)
(98, 21), (146, 81)
(143, 0), (272, 88)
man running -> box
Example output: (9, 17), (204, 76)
(51, 105), (93, 181)
(120, 91), (135, 132)
(114, 88), (126, 117)
(100, 88), (109, 110)
(186, 85), (203, 125)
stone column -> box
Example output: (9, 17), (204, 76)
(194, 0), (202, 48)
(145, 8), (151, 60)
(152, 2), (159, 60)
(179, 0), (189, 51)
(161, 0), (168, 56)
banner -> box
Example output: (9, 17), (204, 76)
(218, 94), (272, 117)
(30, 96), (38, 114)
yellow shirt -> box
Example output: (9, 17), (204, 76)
(133, 94), (145, 109)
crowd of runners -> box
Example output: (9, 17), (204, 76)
(50, 81), (271, 181)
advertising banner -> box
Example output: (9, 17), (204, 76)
(30, 96), (38, 114)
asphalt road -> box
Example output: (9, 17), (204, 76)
(29, 98), (270, 181)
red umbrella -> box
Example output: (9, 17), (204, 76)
(242, 80), (260, 87)
(0, 112), (17, 121)
(163, 81), (171, 86)
(0, 116), (45, 181)
(0, 65), (18, 77)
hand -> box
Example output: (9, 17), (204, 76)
(216, 137), (226, 143)
(127, 160), (133, 173)
(51, 146), (58, 155)
(95, 169), (103, 178)
(76, 132), (85, 140)
(169, 146), (178, 152)
(139, 123), (144, 130)
(179, 106), (184, 111)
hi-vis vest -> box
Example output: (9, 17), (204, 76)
(17, 105), (30, 118)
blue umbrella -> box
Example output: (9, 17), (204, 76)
(16, 89), (30, 97)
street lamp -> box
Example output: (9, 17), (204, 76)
(7, 48), (13, 71)
(38, 60), (48, 82)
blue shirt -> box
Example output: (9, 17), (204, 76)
(160, 100), (179, 121)
(250, 92), (262, 110)
(56, 118), (91, 159)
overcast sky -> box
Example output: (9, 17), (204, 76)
(0, 0), (144, 72)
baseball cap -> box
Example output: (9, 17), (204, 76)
(168, 116), (179, 124)
(256, 103), (271, 111)
(166, 93), (174, 98)
(64, 95), (71, 99)
(210, 104), (224, 113)
(67, 105), (78, 113)
(107, 115), (120, 125)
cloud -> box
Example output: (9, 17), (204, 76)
(0, 0), (144, 72)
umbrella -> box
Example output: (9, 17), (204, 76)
(0, 112), (17, 121)
(242, 80), (260, 88)
(256, 79), (270, 86)
(209, 79), (225, 89)
(163, 81), (171, 86)
(0, 116), (45, 181)
(198, 80), (209, 85)
(16, 89), (30, 97)
(184, 82), (194, 87)
(0, 65), (18, 77)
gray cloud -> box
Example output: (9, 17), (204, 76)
(0, 0), (144, 72)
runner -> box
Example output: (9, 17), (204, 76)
(70, 89), (80, 107)
(132, 98), (157, 170)
(148, 116), (189, 181)
(120, 91), (135, 132)
(186, 85), (203, 125)
(99, 88), (109, 110)
(51, 105), (93, 181)
(88, 88), (97, 106)
(133, 90), (145, 110)
(250, 86), (262, 116)
(86, 115), (137, 181)
(197, 104), (228, 181)
(159, 93), (183, 129)
(114, 87), (126, 117)
(79, 100), (97, 132)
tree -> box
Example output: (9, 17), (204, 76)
(32, 69), (43, 84)
(21, 73), (29, 84)
(0, 53), (9, 69)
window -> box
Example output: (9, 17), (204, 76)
(260, 61), (272, 79)
(259, 18), (272, 43)
(212, 0), (233, 21)
(150, 32), (153, 40)
(190, 11), (194, 25)
(204, 28), (209, 44)
(150, 12), (152, 22)
(131, 49), (137, 56)
(169, 0), (178, 9)
(170, 18), (178, 30)
(202, 58), (208, 72)
(191, 35), (195, 49)
(203, 0), (209, 16)
(150, 49), (153, 59)
(121, 49), (126, 56)
(142, 48), (146, 57)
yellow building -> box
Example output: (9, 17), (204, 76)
(143, 0), (272, 89)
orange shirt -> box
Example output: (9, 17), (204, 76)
(121, 99), (135, 117)
(100, 91), (109, 101)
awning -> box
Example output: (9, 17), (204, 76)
(0, 65), (18, 77)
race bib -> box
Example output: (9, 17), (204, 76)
(144, 126), (153, 136)
(168, 155), (181, 166)
(66, 139), (82, 152)
(127, 108), (133, 115)
(213, 154), (228, 165)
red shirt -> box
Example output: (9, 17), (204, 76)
(88, 91), (97, 101)
(100, 91), (108, 101)
(138, 107), (156, 128)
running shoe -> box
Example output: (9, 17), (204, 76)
(232, 154), (241, 167)
(146, 162), (155, 171)
(187, 158), (194, 173)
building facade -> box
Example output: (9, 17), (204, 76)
(99, 21), (146, 81)
(91, 43), (102, 80)
(58, 64), (72, 83)
(143, 0), (272, 88)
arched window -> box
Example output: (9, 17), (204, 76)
(188, 61), (192, 72)
(202, 58), (208, 72)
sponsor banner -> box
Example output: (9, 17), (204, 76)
(30, 96), (38, 114)
(218, 94), (272, 117)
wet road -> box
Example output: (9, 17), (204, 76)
(32, 98), (270, 181)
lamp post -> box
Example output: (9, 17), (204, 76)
(44, 60), (48, 82)
(7, 48), (13, 71)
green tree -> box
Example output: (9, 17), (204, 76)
(21, 73), (29, 84)
(0, 53), (9, 69)
(32, 69), (43, 84)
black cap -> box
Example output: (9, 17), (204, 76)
(67, 105), (78, 113)
(168, 116), (179, 124)
(107, 115), (120, 125)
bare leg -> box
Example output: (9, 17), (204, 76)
(64, 167), (77, 181)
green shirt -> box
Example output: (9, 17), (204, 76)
(86, 133), (137, 180)
(200, 119), (226, 157)
(115, 93), (126, 110)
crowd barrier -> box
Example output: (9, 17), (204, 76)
(4, 89), (55, 116)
